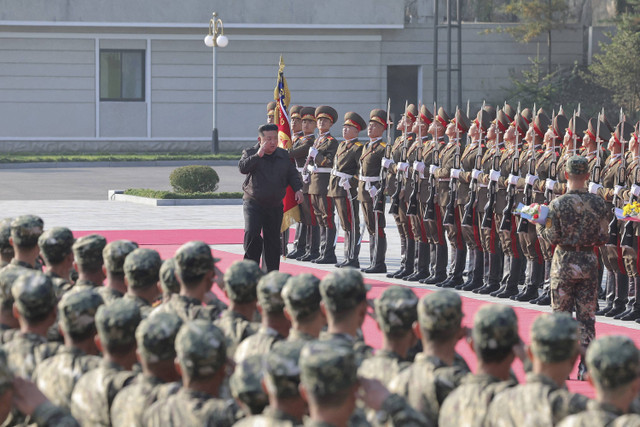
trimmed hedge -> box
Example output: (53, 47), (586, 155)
(124, 189), (243, 199)
(169, 165), (220, 193)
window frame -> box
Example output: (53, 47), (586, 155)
(99, 49), (146, 102)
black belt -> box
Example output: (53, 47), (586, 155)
(558, 245), (595, 252)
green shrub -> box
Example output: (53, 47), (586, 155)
(169, 165), (219, 193)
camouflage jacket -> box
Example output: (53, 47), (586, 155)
(45, 271), (73, 299)
(286, 328), (315, 343)
(70, 359), (137, 426)
(557, 400), (640, 427)
(30, 401), (80, 427)
(110, 373), (181, 427)
(143, 388), (243, 427)
(96, 286), (124, 304)
(358, 349), (411, 387)
(388, 353), (470, 425)
(152, 293), (224, 323)
(4, 331), (62, 379)
(123, 293), (152, 318)
(214, 310), (260, 360)
(485, 373), (590, 426)
(234, 325), (284, 363)
(438, 373), (517, 427)
(33, 346), (101, 411)
(69, 278), (102, 293)
(319, 331), (374, 367)
(233, 406), (300, 427)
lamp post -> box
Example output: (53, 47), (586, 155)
(204, 12), (228, 154)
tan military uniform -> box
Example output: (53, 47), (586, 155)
(289, 132), (315, 224)
(308, 132), (339, 228)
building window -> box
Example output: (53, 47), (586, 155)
(100, 49), (145, 101)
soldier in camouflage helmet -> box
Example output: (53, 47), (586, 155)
(389, 290), (470, 424)
(486, 312), (588, 426)
(235, 271), (291, 363)
(318, 268), (373, 365)
(282, 273), (326, 342)
(70, 298), (140, 426)
(559, 336), (640, 426)
(215, 260), (262, 359)
(439, 304), (522, 426)
(71, 234), (107, 291)
(0, 267), (22, 332)
(230, 354), (268, 417)
(5, 271), (61, 379)
(123, 248), (162, 317)
(38, 227), (75, 298)
(8, 215), (44, 270)
(0, 218), (14, 268)
(143, 320), (243, 427)
(359, 286), (418, 387)
(159, 257), (180, 298)
(111, 312), (183, 427)
(33, 289), (103, 411)
(100, 239), (138, 304)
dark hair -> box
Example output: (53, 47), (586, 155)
(475, 344), (514, 364)
(258, 123), (278, 135)
(422, 326), (460, 344)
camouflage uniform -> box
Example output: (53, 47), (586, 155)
(0, 218), (14, 268)
(33, 289), (104, 411)
(538, 156), (609, 349)
(388, 290), (470, 425)
(159, 257), (180, 295)
(143, 320), (243, 427)
(438, 305), (521, 426)
(5, 271), (61, 379)
(282, 273), (323, 343)
(70, 234), (107, 291)
(301, 340), (429, 427)
(558, 335), (640, 427)
(359, 286), (418, 386)
(123, 247), (162, 317)
(230, 354), (268, 417)
(215, 260), (262, 359)
(99, 239), (138, 303)
(0, 266), (24, 335)
(235, 271), (290, 363)
(111, 312), (183, 427)
(70, 299), (141, 426)
(485, 313), (588, 426)
(38, 226), (75, 298)
(4, 215), (43, 271)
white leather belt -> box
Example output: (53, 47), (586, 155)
(332, 169), (355, 190)
(359, 175), (381, 191)
(307, 165), (332, 174)
(438, 178), (451, 182)
(478, 184), (488, 188)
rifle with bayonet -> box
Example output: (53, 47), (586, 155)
(463, 111), (485, 227)
(517, 118), (538, 233)
(389, 101), (410, 215)
(407, 101), (423, 217)
(545, 110), (558, 204)
(374, 100), (393, 213)
(500, 105), (521, 232)
(444, 107), (462, 226)
(424, 101), (440, 222)
(622, 122), (640, 248)
(608, 108), (626, 246)
(481, 106), (502, 230)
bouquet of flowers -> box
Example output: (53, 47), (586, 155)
(615, 201), (640, 222)
(514, 202), (549, 225)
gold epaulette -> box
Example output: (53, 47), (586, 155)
(354, 141), (363, 147)
(380, 142), (387, 148)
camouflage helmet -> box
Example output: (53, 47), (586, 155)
(0, 218), (13, 256)
(58, 288), (104, 338)
(174, 241), (218, 284)
(282, 273), (322, 321)
(530, 312), (579, 363)
(319, 267), (370, 313)
(136, 312), (182, 363)
(38, 227), (75, 265)
(0, 266), (25, 311)
(223, 260), (262, 303)
(472, 304), (519, 352)
(229, 354), (268, 413)
(95, 298), (141, 350)
(586, 335), (640, 390)
(418, 290), (463, 332)
(374, 286), (418, 334)
(566, 155), (589, 176)
(300, 340), (358, 397)
(175, 320), (227, 378)
(72, 234), (107, 270)
(159, 258), (180, 295)
(257, 271), (290, 313)
(11, 215), (44, 248)
(0, 348), (13, 394)
(124, 248), (162, 290)
(265, 340), (304, 398)
(11, 271), (57, 320)
(103, 240), (138, 274)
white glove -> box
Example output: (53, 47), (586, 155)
(302, 174), (310, 184)
(450, 169), (461, 179)
(614, 185), (624, 196)
(588, 182), (603, 195)
(368, 185), (378, 199)
(471, 169), (481, 180)
(341, 180), (351, 191)
(507, 174), (519, 186)
(525, 174), (538, 186)
(414, 161), (426, 174)
(545, 178), (556, 191)
(489, 170), (501, 182)
(381, 157), (394, 169)
(309, 147), (318, 159)
(429, 165), (439, 175)
(632, 184), (640, 198)
(398, 162), (410, 172)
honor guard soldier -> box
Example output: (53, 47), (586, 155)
(287, 107), (319, 261)
(286, 105), (307, 259)
(384, 104), (418, 279)
(307, 106), (339, 264)
(547, 112), (588, 197)
(420, 107), (451, 285)
(329, 112), (366, 268)
(267, 101), (276, 124)
(404, 105), (434, 282)
(358, 109), (390, 273)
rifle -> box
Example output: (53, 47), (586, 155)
(424, 101), (440, 222)
(517, 118), (538, 233)
(462, 111), (485, 227)
(407, 101), (423, 217)
(374, 99), (393, 213)
(608, 109), (626, 246)
(545, 120), (558, 204)
(499, 105), (521, 232)
(389, 101), (410, 215)
(622, 122), (640, 248)
(481, 106), (501, 230)
(444, 107), (462, 226)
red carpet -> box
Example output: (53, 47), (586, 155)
(81, 228), (640, 399)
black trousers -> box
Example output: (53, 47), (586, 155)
(243, 200), (284, 272)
